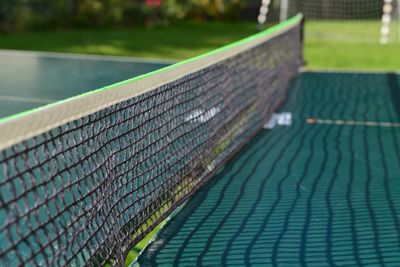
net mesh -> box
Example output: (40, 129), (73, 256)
(286, 0), (384, 20)
(267, 0), (400, 44)
(0, 17), (303, 266)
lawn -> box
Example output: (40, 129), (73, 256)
(0, 22), (258, 60)
(305, 20), (400, 70)
(0, 20), (399, 70)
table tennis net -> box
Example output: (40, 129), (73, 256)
(0, 15), (303, 266)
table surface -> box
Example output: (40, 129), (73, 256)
(0, 50), (172, 119)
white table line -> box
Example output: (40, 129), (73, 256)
(0, 95), (57, 104)
(306, 118), (400, 128)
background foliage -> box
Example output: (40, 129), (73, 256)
(0, 0), (261, 31)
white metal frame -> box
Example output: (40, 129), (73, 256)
(380, 0), (393, 44)
(257, 0), (272, 28)
(280, 0), (289, 22)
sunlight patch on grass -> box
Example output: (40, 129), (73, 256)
(305, 20), (400, 70)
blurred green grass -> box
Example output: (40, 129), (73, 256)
(1, 20), (399, 70)
(305, 20), (400, 71)
(0, 22), (258, 60)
